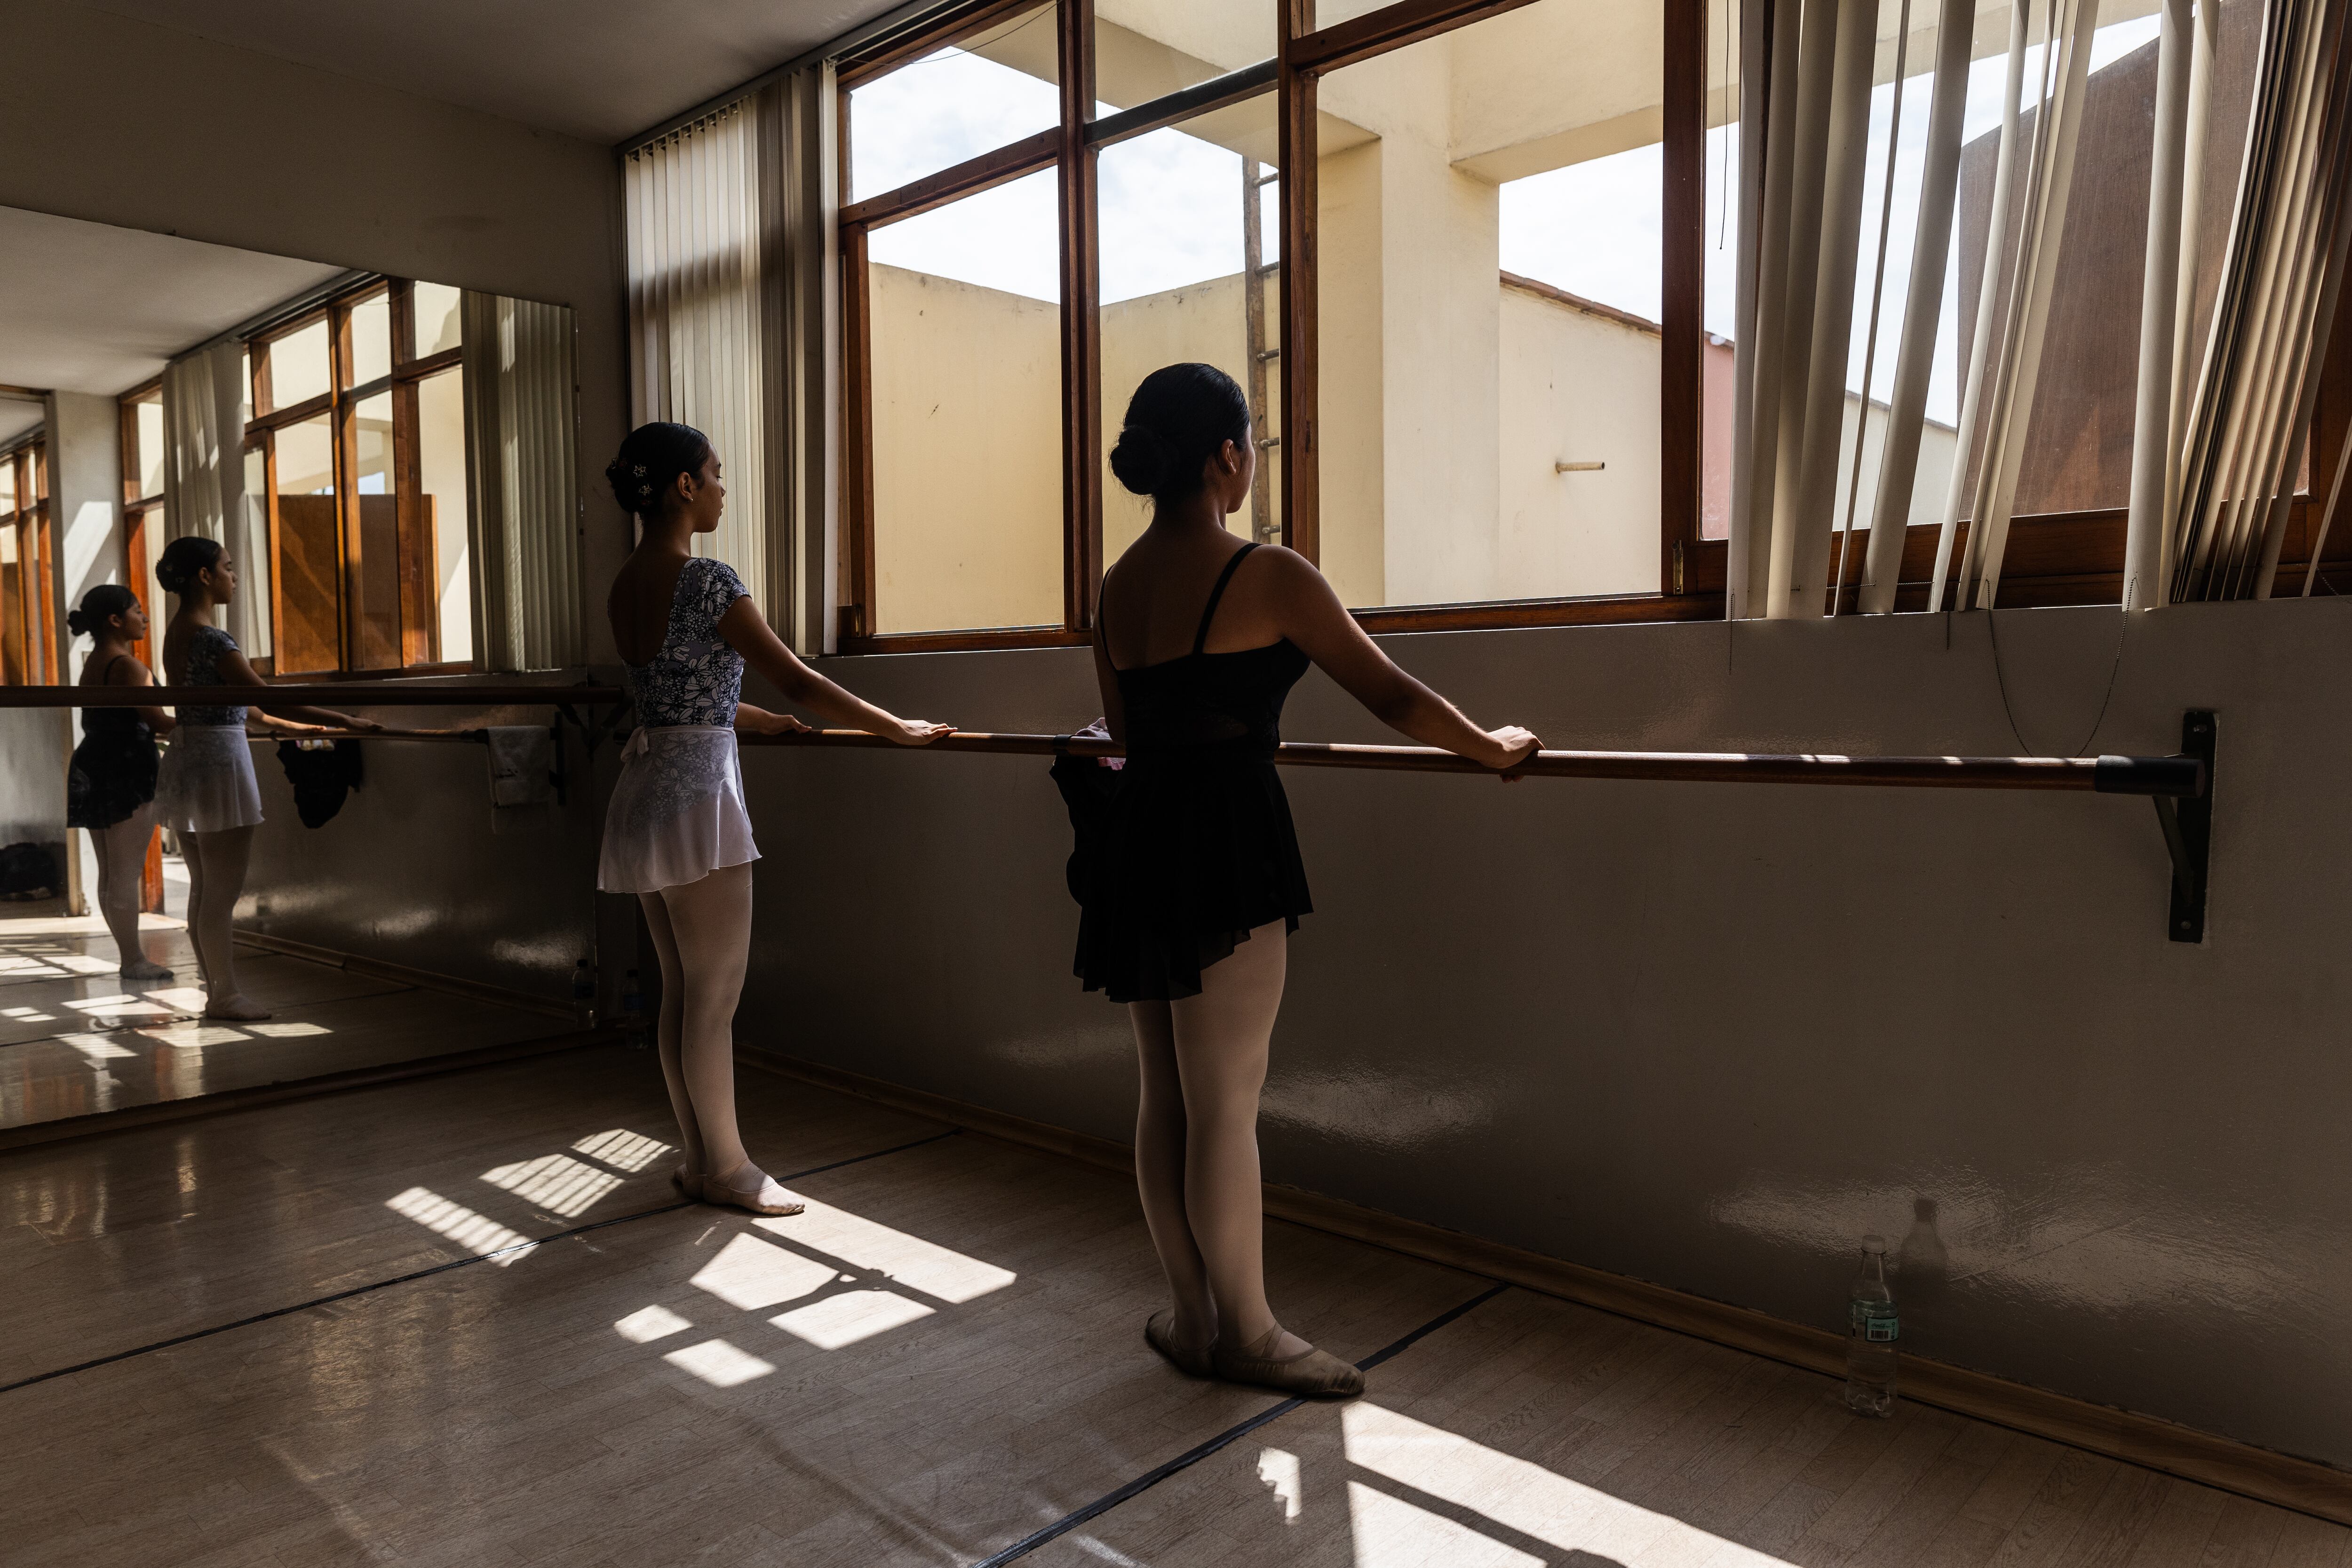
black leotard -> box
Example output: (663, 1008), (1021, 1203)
(66, 654), (160, 830)
(1068, 542), (1314, 1003)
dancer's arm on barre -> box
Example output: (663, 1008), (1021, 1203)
(1263, 549), (1541, 773)
(209, 645), (393, 735)
(718, 599), (953, 745)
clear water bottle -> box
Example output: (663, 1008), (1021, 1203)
(571, 959), (596, 1027)
(1844, 1235), (1898, 1417)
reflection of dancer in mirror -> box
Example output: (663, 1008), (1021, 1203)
(600, 423), (952, 1217)
(66, 585), (174, 981)
(151, 537), (386, 1021)
(1084, 364), (1541, 1399)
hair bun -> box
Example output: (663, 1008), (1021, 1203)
(1109, 425), (1175, 497)
(65, 608), (91, 637)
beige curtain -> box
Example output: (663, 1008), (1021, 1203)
(160, 338), (262, 646)
(462, 293), (580, 672)
(625, 95), (784, 621)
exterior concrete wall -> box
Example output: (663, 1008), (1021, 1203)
(731, 599), (2352, 1470)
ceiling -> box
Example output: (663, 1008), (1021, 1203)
(87, 0), (912, 144)
(0, 206), (344, 401)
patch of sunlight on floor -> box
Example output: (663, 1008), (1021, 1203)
(755, 1200), (1017, 1303)
(663, 1338), (775, 1387)
(59, 1033), (137, 1062)
(1343, 1403), (1796, 1566)
(615, 1305), (693, 1344)
(573, 1129), (672, 1172)
(137, 1024), (252, 1048)
(1350, 1482), (1543, 1567)
(1259, 1448), (1303, 1522)
(65, 995), (172, 1018)
(691, 1231), (839, 1311)
(478, 1153), (622, 1217)
(141, 987), (211, 1012)
(771, 1289), (934, 1349)
(4, 1007), (57, 1021)
(249, 1021), (330, 1037)
(386, 1186), (535, 1264)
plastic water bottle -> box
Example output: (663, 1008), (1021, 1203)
(1844, 1235), (1899, 1416)
(572, 959), (596, 1027)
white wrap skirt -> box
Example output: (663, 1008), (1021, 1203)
(598, 725), (760, 894)
(154, 724), (265, 834)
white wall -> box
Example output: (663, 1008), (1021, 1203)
(731, 598), (2352, 1470)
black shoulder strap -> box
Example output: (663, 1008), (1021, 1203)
(1192, 542), (1260, 656)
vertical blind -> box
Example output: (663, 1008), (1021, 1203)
(624, 96), (784, 616)
(462, 292), (581, 673)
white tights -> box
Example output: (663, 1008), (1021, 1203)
(1128, 922), (1299, 1356)
(183, 826), (261, 1017)
(94, 806), (160, 975)
(639, 863), (757, 1184)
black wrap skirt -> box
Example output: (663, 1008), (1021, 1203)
(1056, 748), (1312, 1004)
(66, 715), (160, 831)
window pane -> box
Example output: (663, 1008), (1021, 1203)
(266, 318), (331, 412)
(1100, 93), (1281, 565)
(866, 168), (1064, 633)
(417, 369), (472, 665)
(0, 458), (14, 514)
(135, 398), (166, 501)
(273, 414), (340, 673)
(412, 282), (463, 358)
(1701, 0), (1738, 542)
(348, 292), (392, 387)
(849, 4), (1059, 201)
(350, 392), (399, 669)
(240, 446), (271, 659)
(1094, 1), (1273, 116)
(1318, 0), (1663, 608)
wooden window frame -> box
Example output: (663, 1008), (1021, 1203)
(0, 442), (56, 685)
(243, 278), (470, 679)
(830, 0), (2352, 652)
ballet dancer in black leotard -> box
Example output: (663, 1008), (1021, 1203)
(1081, 364), (1541, 1399)
(65, 585), (175, 980)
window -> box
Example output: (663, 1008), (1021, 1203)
(245, 279), (469, 673)
(835, 0), (1711, 650)
(0, 440), (54, 685)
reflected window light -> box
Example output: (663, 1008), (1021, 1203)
(139, 1023), (252, 1048)
(3, 1008), (56, 1021)
(479, 1153), (622, 1218)
(58, 1033), (136, 1062)
(770, 1289), (933, 1350)
(614, 1305), (693, 1344)
(690, 1232), (835, 1311)
(248, 1021), (331, 1038)
(754, 1202), (1017, 1304)
(1342, 1403), (1795, 1564)
(663, 1338), (775, 1388)
(1347, 1480), (1542, 1568)
(386, 1186), (536, 1264)
(65, 995), (172, 1017)
(573, 1129), (673, 1173)
(1258, 1447), (1302, 1523)
(141, 987), (211, 1013)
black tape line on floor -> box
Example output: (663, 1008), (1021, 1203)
(972, 1281), (1512, 1567)
(0, 1129), (961, 1396)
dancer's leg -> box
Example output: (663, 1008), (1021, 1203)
(98, 808), (165, 978)
(1168, 923), (1300, 1356)
(183, 832), (211, 989)
(1131, 998), (1216, 1351)
(652, 863), (771, 1192)
(636, 889), (705, 1179)
(186, 826), (264, 1019)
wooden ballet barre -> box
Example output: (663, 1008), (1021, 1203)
(739, 727), (2208, 798)
(0, 684), (625, 708)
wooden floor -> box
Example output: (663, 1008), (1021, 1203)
(1, 1037), (2342, 1567)
(0, 914), (573, 1135)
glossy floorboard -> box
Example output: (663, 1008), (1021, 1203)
(0, 926), (571, 1131)
(3, 1040), (2342, 1568)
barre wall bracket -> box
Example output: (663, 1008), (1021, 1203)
(2154, 710), (2215, 944)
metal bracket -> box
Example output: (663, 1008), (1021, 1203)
(2154, 710), (2216, 944)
